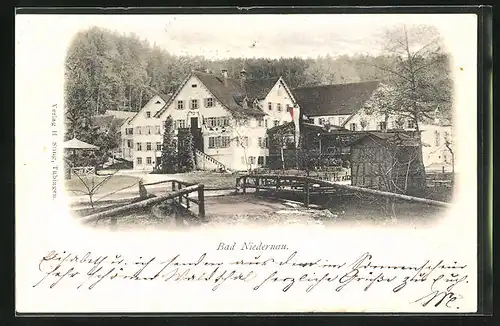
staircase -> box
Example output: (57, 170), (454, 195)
(195, 149), (229, 172)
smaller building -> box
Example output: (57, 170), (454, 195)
(349, 132), (426, 196)
(420, 122), (453, 172)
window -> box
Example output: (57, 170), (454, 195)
(205, 98), (214, 107)
(221, 136), (231, 148)
(205, 117), (216, 127)
(191, 84), (197, 88)
(136, 142), (142, 151)
(146, 142), (152, 151)
(127, 140), (133, 148)
(274, 120), (279, 127)
(126, 128), (133, 135)
(350, 123), (357, 131)
(155, 125), (161, 134)
(190, 99), (199, 109)
(264, 119), (268, 128)
(177, 100), (184, 110)
(277, 103), (282, 112)
(135, 127), (142, 135)
(258, 156), (264, 165)
(265, 137), (269, 148)
(208, 136), (231, 148)
(258, 137), (264, 148)
(146, 157), (152, 164)
(146, 111), (151, 118)
(407, 119), (416, 129)
(137, 157), (143, 165)
(146, 126), (152, 135)
(175, 119), (186, 129)
(257, 118), (263, 127)
(338, 117), (346, 125)
(286, 106), (292, 113)
(268, 102), (272, 111)
(156, 142), (162, 151)
(378, 121), (387, 131)
(318, 118), (326, 125)
(435, 130), (441, 146)
(249, 156), (256, 164)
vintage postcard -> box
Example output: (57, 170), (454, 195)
(15, 11), (480, 314)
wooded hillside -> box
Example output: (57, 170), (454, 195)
(64, 27), (404, 116)
(65, 26), (452, 136)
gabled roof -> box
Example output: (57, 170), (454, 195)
(91, 115), (128, 130)
(243, 77), (280, 100)
(129, 93), (172, 124)
(349, 131), (419, 147)
(292, 81), (381, 117)
(154, 71), (272, 119)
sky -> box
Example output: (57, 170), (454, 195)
(15, 13), (474, 60)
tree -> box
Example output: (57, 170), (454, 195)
(92, 123), (121, 166)
(161, 116), (178, 173)
(362, 82), (401, 130)
(178, 129), (195, 172)
(362, 24), (452, 130)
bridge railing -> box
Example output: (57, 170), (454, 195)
(141, 179), (205, 219)
(235, 174), (451, 209)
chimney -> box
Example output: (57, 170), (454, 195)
(240, 68), (247, 88)
(221, 69), (228, 86)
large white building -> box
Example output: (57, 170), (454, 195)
(292, 81), (453, 170)
(121, 69), (300, 171)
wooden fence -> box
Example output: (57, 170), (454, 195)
(141, 180), (205, 220)
(81, 179), (206, 224)
(236, 174), (452, 209)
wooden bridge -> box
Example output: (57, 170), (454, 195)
(235, 174), (452, 209)
(81, 179), (206, 225)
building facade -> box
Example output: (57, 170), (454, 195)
(122, 69), (299, 171)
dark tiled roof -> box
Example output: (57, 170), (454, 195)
(292, 81), (381, 117)
(158, 93), (172, 103)
(155, 71), (268, 118)
(193, 71), (266, 118)
(91, 115), (127, 130)
(243, 77), (280, 100)
(349, 131), (419, 147)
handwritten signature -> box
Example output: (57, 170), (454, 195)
(33, 250), (469, 309)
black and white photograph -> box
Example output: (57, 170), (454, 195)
(15, 10), (483, 314)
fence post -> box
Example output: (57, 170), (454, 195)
(186, 193), (190, 209)
(304, 179), (310, 207)
(178, 183), (183, 204)
(276, 176), (280, 191)
(242, 177), (247, 194)
(255, 176), (260, 194)
(198, 184), (205, 220)
(139, 180), (148, 199)
(235, 176), (240, 193)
